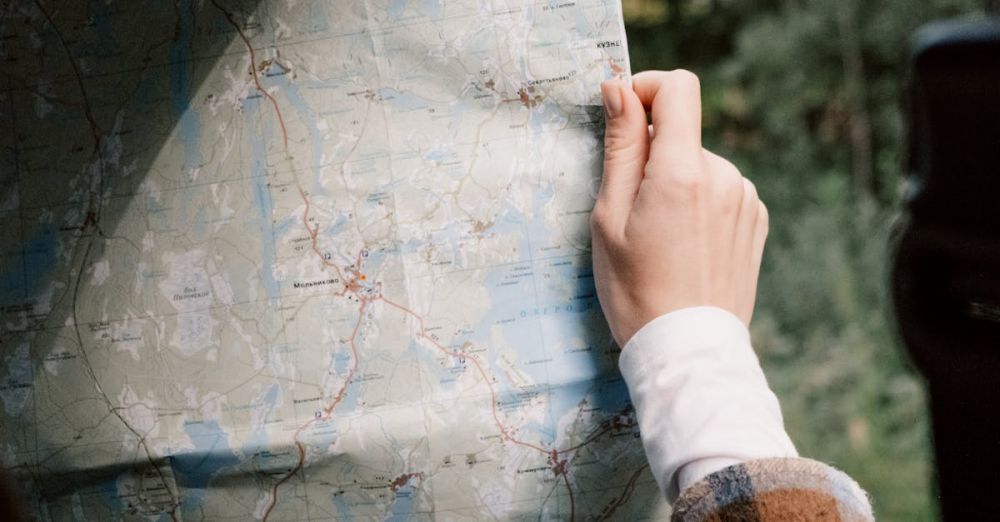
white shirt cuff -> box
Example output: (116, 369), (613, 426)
(619, 306), (798, 502)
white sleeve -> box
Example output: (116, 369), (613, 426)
(618, 306), (798, 502)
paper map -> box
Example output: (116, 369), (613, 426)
(0, 0), (669, 519)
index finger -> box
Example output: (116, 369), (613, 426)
(631, 70), (702, 156)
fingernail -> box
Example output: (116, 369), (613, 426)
(601, 80), (623, 120)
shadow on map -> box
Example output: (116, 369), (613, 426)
(1, 0), (664, 519)
(0, 0), (267, 516)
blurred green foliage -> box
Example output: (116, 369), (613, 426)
(621, 0), (986, 519)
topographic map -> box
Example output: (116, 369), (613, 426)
(0, 0), (668, 520)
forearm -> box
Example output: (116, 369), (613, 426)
(619, 307), (873, 520)
(619, 306), (797, 500)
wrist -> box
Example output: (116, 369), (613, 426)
(617, 305), (749, 350)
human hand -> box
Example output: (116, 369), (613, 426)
(592, 70), (769, 347)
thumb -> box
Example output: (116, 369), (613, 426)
(597, 79), (649, 224)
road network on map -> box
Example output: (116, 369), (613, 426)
(0, 1), (669, 520)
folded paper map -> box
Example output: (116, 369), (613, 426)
(0, 0), (669, 519)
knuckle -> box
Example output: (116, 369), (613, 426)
(707, 151), (741, 180)
(590, 203), (614, 235)
(645, 156), (708, 200)
(669, 69), (701, 90)
(603, 132), (639, 161)
(708, 161), (743, 205)
(742, 178), (759, 201)
(669, 171), (702, 198)
(649, 154), (702, 178)
(717, 199), (739, 217)
(719, 167), (743, 193)
(590, 202), (607, 226)
(720, 185), (743, 215)
(720, 158), (742, 180)
(758, 201), (770, 229)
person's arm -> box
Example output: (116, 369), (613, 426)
(592, 71), (873, 520)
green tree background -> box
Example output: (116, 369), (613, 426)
(621, 0), (986, 519)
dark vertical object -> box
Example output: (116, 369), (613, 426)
(895, 18), (1000, 521)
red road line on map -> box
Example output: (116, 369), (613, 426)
(210, 5), (366, 519)
(379, 295), (621, 458)
(299, 185), (352, 288)
(379, 296), (551, 453)
(211, 0), (289, 151)
(260, 300), (366, 521)
(379, 296), (586, 519)
(211, 4), (604, 518)
(211, 2), (350, 288)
